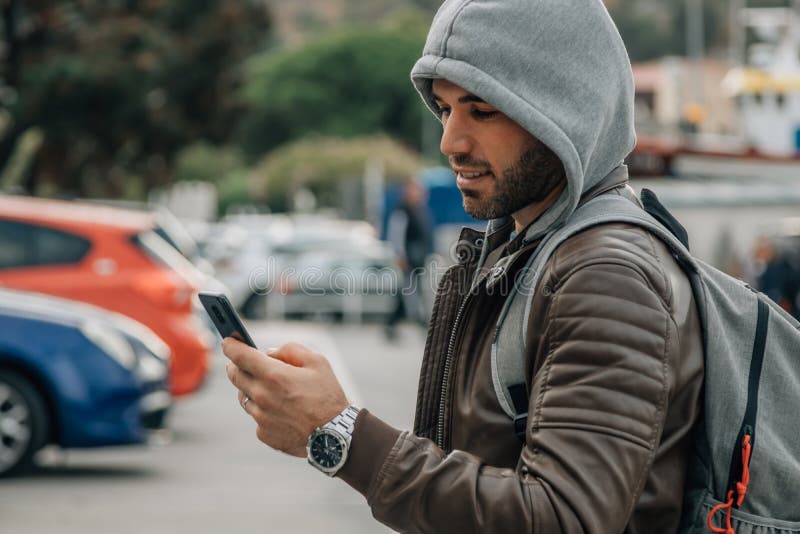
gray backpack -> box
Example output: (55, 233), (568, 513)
(490, 190), (800, 532)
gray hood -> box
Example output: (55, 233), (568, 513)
(411, 0), (635, 241)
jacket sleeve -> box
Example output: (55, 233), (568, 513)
(337, 255), (678, 533)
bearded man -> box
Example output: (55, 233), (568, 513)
(222, 1), (704, 532)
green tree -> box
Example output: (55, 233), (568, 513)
(1, 1), (272, 198)
(237, 19), (437, 162)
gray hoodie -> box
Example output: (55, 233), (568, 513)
(411, 0), (636, 242)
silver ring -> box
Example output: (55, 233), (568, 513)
(241, 396), (250, 411)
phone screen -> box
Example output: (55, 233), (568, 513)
(198, 292), (257, 348)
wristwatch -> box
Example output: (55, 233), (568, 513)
(307, 405), (360, 476)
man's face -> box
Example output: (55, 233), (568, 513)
(431, 79), (565, 220)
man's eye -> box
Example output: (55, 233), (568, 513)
(472, 108), (498, 119)
(436, 105), (451, 118)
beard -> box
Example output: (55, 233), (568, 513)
(454, 141), (566, 220)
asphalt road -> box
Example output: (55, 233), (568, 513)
(0, 320), (426, 534)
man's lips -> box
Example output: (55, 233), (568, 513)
(455, 169), (493, 187)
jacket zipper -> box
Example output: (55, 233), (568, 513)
(436, 293), (472, 449)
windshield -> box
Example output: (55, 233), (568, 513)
(132, 230), (203, 286)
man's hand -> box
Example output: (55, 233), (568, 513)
(222, 338), (350, 457)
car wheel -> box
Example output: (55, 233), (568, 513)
(0, 370), (49, 477)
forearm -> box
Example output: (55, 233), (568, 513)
(339, 410), (658, 534)
(338, 411), (538, 534)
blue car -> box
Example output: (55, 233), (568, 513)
(0, 289), (171, 476)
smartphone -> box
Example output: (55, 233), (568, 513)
(198, 292), (257, 348)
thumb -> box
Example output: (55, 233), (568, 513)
(267, 341), (320, 368)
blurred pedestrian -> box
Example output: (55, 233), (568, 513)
(222, 1), (703, 532)
(756, 236), (800, 319)
(384, 178), (433, 339)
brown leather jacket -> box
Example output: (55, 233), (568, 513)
(338, 178), (704, 533)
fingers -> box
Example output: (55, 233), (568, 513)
(226, 361), (261, 402)
(235, 382), (261, 421)
(227, 359), (295, 415)
(223, 337), (322, 374)
(223, 340), (303, 420)
(222, 338), (292, 381)
(222, 337), (264, 375)
(267, 341), (322, 368)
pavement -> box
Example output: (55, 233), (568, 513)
(0, 320), (426, 534)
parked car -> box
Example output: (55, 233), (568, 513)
(82, 198), (220, 278)
(268, 225), (401, 320)
(0, 289), (171, 476)
(0, 195), (214, 396)
(190, 220), (271, 315)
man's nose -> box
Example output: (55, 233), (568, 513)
(439, 113), (472, 156)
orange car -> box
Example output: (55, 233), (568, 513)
(0, 195), (214, 396)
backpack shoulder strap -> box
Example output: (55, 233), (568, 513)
(492, 191), (698, 439)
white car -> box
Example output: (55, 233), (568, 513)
(268, 239), (401, 321)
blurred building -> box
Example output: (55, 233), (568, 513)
(722, 5), (800, 157)
(631, 3), (800, 161)
(632, 57), (737, 137)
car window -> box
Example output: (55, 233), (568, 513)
(0, 221), (30, 268)
(0, 220), (91, 269)
(153, 211), (198, 259)
(131, 230), (199, 281)
(154, 226), (181, 253)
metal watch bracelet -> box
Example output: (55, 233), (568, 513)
(326, 405), (360, 436)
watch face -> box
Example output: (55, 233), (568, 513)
(310, 431), (345, 469)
